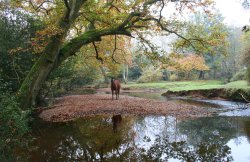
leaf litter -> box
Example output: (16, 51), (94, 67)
(39, 94), (211, 122)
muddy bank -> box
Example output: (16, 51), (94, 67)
(162, 88), (250, 102)
(97, 87), (164, 93)
(39, 94), (210, 122)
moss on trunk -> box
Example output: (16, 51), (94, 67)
(18, 55), (54, 109)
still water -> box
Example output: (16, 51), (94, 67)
(30, 92), (250, 162)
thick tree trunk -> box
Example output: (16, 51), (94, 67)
(18, 45), (63, 108)
(18, 0), (86, 109)
(199, 71), (204, 80)
(213, 68), (217, 79)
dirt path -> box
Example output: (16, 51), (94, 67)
(39, 94), (211, 122)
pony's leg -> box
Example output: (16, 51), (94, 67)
(118, 89), (120, 99)
(112, 90), (114, 100)
(115, 90), (118, 100)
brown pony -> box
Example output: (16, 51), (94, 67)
(111, 78), (121, 100)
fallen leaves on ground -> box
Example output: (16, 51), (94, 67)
(39, 94), (211, 122)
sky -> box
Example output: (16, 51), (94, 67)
(155, 0), (250, 52)
(161, 0), (250, 27)
(215, 0), (250, 26)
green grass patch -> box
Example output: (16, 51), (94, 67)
(123, 80), (250, 92)
(224, 80), (249, 89)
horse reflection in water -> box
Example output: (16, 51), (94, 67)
(111, 78), (120, 100)
(112, 115), (122, 133)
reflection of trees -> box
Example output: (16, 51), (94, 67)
(30, 115), (143, 161)
(30, 121), (86, 161)
(242, 118), (250, 142)
(178, 117), (239, 146)
(30, 116), (249, 161)
(147, 136), (233, 162)
(70, 115), (134, 161)
(112, 115), (122, 133)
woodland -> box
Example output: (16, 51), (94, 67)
(1, 0), (250, 161)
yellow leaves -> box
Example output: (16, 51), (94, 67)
(37, 24), (64, 37)
(74, 35), (132, 78)
(8, 47), (22, 54)
(34, 0), (44, 4)
(96, 35), (132, 65)
(8, 44), (34, 56)
(31, 25), (64, 54)
(168, 54), (209, 72)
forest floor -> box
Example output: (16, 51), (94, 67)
(39, 94), (211, 122)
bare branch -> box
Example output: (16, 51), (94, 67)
(111, 35), (120, 64)
(118, 12), (142, 29)
(239, 93), (250, 103)
(107, 0), (121, 12)
(159, 0), (165, 21)
(92, 42), (103, 63)
(27, 0), (54, 14)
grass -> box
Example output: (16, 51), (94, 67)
(123, 80), (250, 92)
(224, 80), (249, 89)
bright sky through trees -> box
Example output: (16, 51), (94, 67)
(215, 0), (250, 26)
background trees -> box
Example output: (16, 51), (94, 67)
(241, 31), (250, 85)
(0, 8), (39, 160)
(0, 8), (41, 92)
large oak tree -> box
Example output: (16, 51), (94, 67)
(5, 0), (217, 109)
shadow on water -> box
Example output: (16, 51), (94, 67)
(29, 114), (250, 162)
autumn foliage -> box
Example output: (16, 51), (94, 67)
(167, 54), (209, 79)
(168, 54), (209, 71)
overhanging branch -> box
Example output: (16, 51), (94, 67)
(57, 28), (133, 67)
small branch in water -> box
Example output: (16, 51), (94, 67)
(239, 93), (250, 103)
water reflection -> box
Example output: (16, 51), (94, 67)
(29, 115), (250, 161)
(147, 137), (232, 162)
(112, 115), (122, 133)
(125, 91), (249, 115)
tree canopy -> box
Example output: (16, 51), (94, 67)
(0, 0), (229, 109)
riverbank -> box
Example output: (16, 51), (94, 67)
(39, 94), (210, 122)
(123, 80), (250, 102)
(162, 88), (250, 102)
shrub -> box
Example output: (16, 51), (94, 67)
(204, 73), (210, 80)
(136, 67), (162, 83)
(247, 67), (250, 85)
(169, 74), (178, 81)
(230, 69), (246, 82)
(0, 92), (31, 161)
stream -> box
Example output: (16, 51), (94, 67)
(29, 91), (250, 162)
